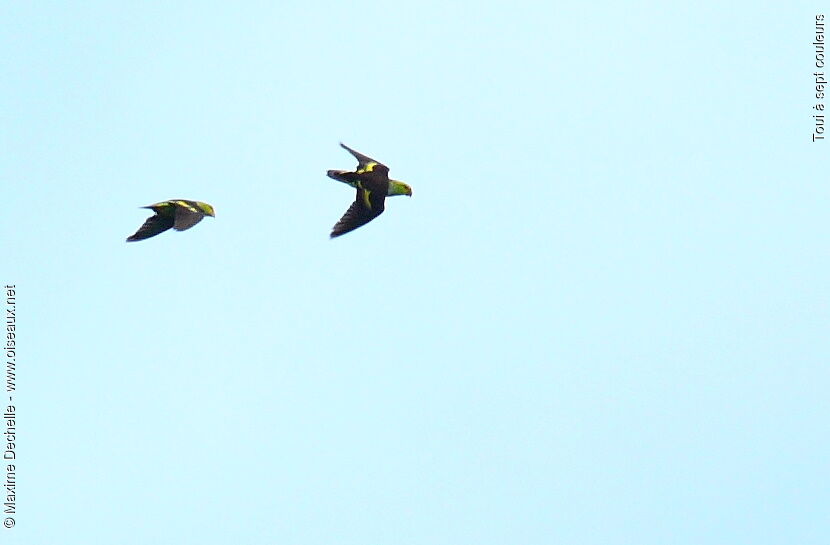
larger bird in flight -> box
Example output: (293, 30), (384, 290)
(126, 200), (215, 242)
(326, 143), (412, 238)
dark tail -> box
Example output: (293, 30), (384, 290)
(327, 170), (359, 186)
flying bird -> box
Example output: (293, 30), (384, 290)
(126, 200), (215, 242)
(326, 143), (412, 238)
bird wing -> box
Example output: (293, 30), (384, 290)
(330, 187), (385, 238)
(340, 143), (389, 177)
(172, 202), (205, 231)
(126, 213), (175, 242)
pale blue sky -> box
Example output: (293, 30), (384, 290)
(2, 2), (828, 544)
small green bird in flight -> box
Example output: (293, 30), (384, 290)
(126, 200), (215, 242)
(327, 143), (412, 238)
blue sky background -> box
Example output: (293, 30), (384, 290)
(2, 2), (828, 544)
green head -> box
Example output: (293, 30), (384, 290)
(196, 202), (216, 217)
(388, 180), (413, 197)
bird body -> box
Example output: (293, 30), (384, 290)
(126, 199), (215, 242)
(326, 143), (411, 238)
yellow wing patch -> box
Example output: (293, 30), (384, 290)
(174, 200), (197, 212)
(362, 189), (373, 210)
(356, 162), (378, 174)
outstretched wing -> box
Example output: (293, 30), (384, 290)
(340, 143), (389, 177)
(330, 188), (385, 238)
(126, 213), (174, 242)
(172, 202), (205, 231)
